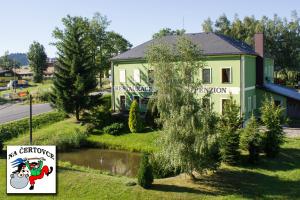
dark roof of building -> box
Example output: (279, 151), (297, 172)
(263, 83), (300, 101)
(111, 32), (257, 61)
(0, 67), (11, 74)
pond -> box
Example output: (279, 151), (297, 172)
(59, 149), (141, 177)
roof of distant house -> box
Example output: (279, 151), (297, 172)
(111, 32), (257, 61)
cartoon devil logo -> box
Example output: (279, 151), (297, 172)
(10, 157), (53, 190)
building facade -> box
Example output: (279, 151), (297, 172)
(111, 32), (300, 120)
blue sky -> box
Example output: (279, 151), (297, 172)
(0, 0), (299, 57)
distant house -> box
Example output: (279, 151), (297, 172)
(0, 68), (15, 86)
(13, 58), (56, 80)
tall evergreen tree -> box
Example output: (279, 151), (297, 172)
(219, 95), (243, 164)
(260, 96), (285, 157)
(27, 42), (47, 83)
(52, 16), (97, 121)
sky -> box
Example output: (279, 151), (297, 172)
(0, 0), (299, 58)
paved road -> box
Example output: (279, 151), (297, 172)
(0, 103), (53, 124)
(284, 127), (300, 138)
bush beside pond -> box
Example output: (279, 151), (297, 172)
(103, 123), (125, 136)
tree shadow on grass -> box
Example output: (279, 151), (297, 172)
(150, 147), (300, 198)
(150, 183), (221, 196)
(196, 168), (300, 199)
(238, 148), (300, 172)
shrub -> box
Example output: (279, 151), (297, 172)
(219, 95), (243, 164)
(150, 156), (180, 178)
(260, 96), (285, 157)
(82, 105), (111, 131)
(240, 114), (262, 163)
(56, 128), (88, 151)
(103, 123), (124, 136)
(128, 100), (143, 133)
(137, 153), (153, 189)
(36, 90), (51, 102)
(0, 111), (66, 141)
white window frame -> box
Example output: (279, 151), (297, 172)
(221, 67), (232, 84)
(248, 96), (252, 112)
(119, 69), (126, 83)
(202, 67), (212, 84)
(133, 69), (140, 83)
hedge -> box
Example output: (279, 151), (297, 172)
(0, 111), (66, 141)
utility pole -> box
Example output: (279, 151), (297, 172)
(29, 93), (32, 145)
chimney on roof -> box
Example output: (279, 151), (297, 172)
(254, 33), (264, 57)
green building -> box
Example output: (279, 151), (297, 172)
(111, 32), (300, 120)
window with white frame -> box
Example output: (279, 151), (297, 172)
(119, 69), (126, 83)
(222, 68), (231, 83)
(202, 68), (211, 84)
(133, 69), (140, 83)
(248, 96), (252, 112)
(253, 95), (256, 110)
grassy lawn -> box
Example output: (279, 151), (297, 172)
(87, 131), (160, 153)
(0, 81), (52, 96)
(4, 118), (86, 151)
(2, 118), (300, 199)
(0, 137), (299, 199)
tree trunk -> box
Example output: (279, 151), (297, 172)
(75, 106), (80, 121)
(99, 71), (102, 89)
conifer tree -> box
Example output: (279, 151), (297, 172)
(260, 96), (285, 157)
(137, 153), (153, 189)
(219, 95), (243, 164)
(240, 114), (262, 163)
(51, 16), (97, 121)
(128, 100), (142, 133)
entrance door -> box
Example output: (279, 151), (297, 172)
(120, 96), (126, 111)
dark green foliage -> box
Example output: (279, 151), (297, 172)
(27, 41), (47, 83)
(144, 99), (160, 129)
(150, 156), (180, 178)
(82, 105), (111, 132)
(0, 51), (21, 70)
(137, 154), (153, 189)
(202, 12), (300, 70)
(152, 28), (185, 39)
(128, 100), (143, 133)
(261, 96), (285, 157)
(0, 138), (3, 154)
(240, 114), (262, 163)
(103, 123), (124, 135)
(0, 111), (66, 141)
(219, 95), (243, 164)
(51, 15), (97, 121)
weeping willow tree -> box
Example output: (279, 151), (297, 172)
(146, 37), (220, 177)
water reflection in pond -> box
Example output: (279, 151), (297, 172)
(59, 149), (141, 177)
